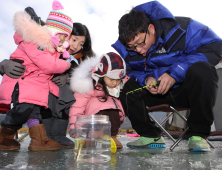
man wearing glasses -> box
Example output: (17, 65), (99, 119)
(112, 1), (222, 152)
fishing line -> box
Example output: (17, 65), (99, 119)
(125, 80), (161, 119)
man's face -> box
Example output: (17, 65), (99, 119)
(126, 24), (156, 56)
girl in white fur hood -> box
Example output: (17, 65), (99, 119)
(69, 52), (129, 149)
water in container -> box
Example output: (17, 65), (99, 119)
(74, 115), (111, 163)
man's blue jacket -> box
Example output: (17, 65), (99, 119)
(112, 1), (222, 88)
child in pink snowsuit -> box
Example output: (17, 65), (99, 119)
(0, 0), (73, 151)
(69, 52), (129, 149)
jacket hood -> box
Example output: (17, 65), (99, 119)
(135, 1), (174, 21)
(70, 57), (100, 94)
(13, 32), (23, 45)
(13, 11), (55, 53)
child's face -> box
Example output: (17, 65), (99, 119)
(67, 35), (86, 54)
(103, 76), (121, 88)
(56, 33), (68, 46)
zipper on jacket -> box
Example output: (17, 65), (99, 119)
(144, 42), (162, 70)
(111, 98), (118, 109)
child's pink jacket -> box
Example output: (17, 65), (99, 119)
(69, 57), (129, 130)
(0, 11), (69, 108)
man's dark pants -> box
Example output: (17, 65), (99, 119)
(120, 61), (218, 138)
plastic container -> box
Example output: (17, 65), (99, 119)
(74, 115), (111, 163)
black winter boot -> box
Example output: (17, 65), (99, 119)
(52, 118), (74, 148)
(42, 117), (54, 139)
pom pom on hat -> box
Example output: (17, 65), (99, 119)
(63, 50), (70, 59)
(52, 0), (64, 10)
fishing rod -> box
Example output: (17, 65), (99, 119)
(126, 80), (161, 95)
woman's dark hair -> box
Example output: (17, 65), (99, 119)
(118, 9), (151, 46)
(93, 78), (109, 102)
(71, 22), (95, 60)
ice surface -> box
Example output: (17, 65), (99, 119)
(0, 135), (222, 170)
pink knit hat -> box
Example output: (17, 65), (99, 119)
(45, 0), (73, 58)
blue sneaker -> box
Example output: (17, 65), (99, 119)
(126, 136), (166, 149)
(188, 136), (210, 152)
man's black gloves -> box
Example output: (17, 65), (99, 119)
(52, 74), (69, 87)
(0, 59), (25, 78)
(25, 7), (45, 26)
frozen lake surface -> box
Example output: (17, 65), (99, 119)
(0, 135), (222, 170)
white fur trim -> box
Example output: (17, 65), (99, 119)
(70, 57), (101, 94)
(13, 11), (55, 53)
